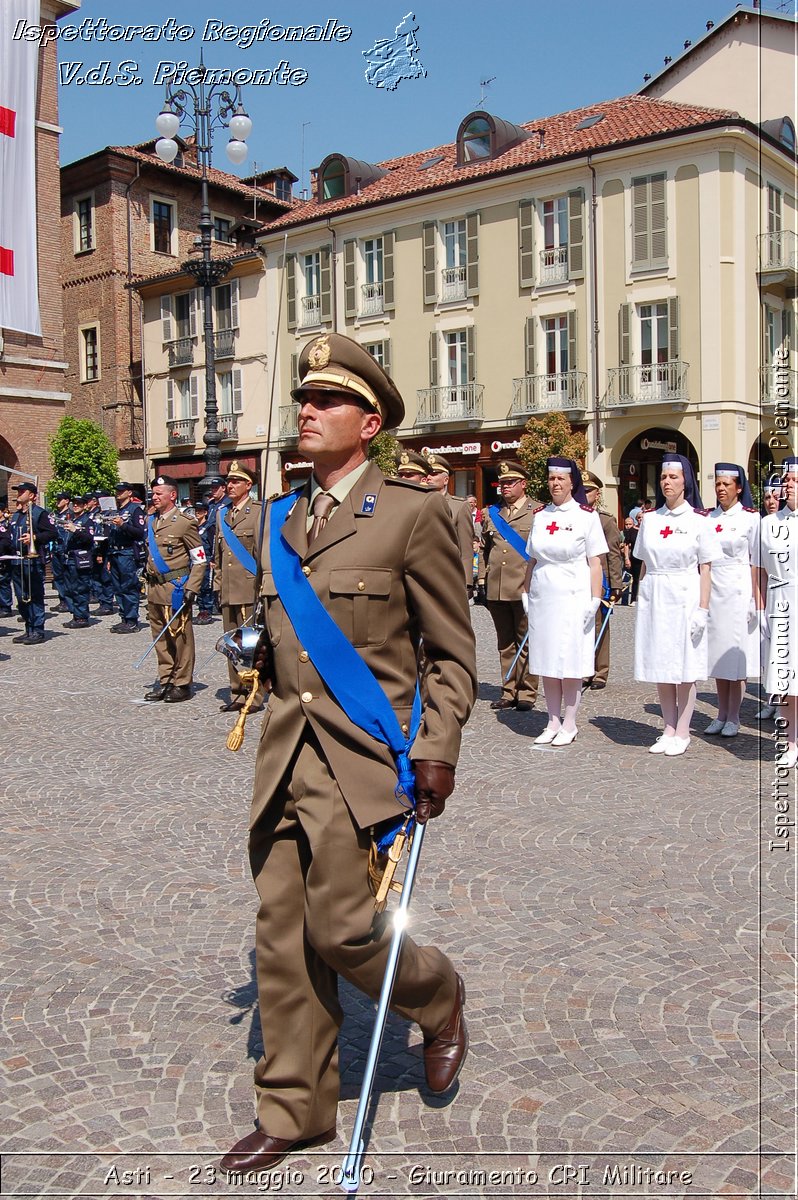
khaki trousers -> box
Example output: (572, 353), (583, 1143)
(248, 732), (457, 1140)
(147, 601), (195, 687)
(485, 599), (538, 703)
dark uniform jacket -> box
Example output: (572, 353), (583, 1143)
(253, 462), (477, 831)
(10, 504), (56, 560)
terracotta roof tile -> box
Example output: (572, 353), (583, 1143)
(261, 95), (740, 232)
(106, 144), (299, 211)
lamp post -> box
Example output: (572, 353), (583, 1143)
(154, 59), (253, 491)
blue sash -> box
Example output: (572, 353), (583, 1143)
(268, 491), (421, 830)
(147, 517), (187, 613)
(488, 505), (530, 561)
(221, 510), (257, 575)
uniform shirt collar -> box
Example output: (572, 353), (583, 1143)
(308, 459), (370, 526)
(661, 501), (691, 516)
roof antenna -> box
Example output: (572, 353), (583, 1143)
(478, 76), (496, 108)
(251, 160), (258, 218)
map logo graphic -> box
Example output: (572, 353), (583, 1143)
(362, 12), (426, 91)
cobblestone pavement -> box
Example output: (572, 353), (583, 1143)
(0, 595), (794, 1198)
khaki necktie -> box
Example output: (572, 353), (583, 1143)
(308, 491), (335, 545)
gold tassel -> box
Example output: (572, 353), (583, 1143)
(226, 669), (262, 752)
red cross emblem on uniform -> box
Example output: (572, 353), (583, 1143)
(660, 526), (674, 538)
(715, 524), (723, 532)
(546, 521), (559, 535)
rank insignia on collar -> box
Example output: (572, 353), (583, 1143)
(308, 334), (331, 369)
(361, 494), (377, 514)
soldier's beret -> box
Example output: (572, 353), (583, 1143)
(496, 460), (528, 482)
(581, 469), (603, 490)
(292, 332), (404, 430)
(225, 460), (255, 485)
(13, 481), (37, 494)
(394, 448), (429, 477)
(151, 475), (179, 489)
(424, 451), (451, 474)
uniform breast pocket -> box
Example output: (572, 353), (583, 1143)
(260, 572), (283, 645)
(329, 568), (392, 647)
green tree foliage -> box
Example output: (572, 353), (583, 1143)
(518, 411), (588, 502)
(46, 416), (118, 506)
(368, 430), (399, 476)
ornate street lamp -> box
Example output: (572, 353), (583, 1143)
(154, 58), (253, 490)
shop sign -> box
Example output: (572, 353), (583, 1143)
(490, 439), (521, 453)
(640, 438), (677, 452)
(421, 442), (481, 456)
(285, 460), (313, 473)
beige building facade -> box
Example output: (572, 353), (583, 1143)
(257, 6), (795, 517)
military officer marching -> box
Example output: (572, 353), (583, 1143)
(214, 461), (264, 712)
(142, 475), (207, 703)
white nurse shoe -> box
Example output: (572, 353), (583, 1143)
(648, 735), (673, 753)
(664, 736), (690, 756)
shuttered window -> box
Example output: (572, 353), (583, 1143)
(422, 222), (437, 305)
(567, 190), (584, 278)
(518, 200), (535, 288)
(524, 316), (535, 375)
(286, 254), (297, 331)
(631, 173), (667, 269)
(343, 239), (357, 319)
(320, 245), (332, 322)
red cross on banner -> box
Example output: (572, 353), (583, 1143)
(546, 521), (559, 535)
(660, 526), (674, 538)
(0, 105), (16, 139)
(0, 247), (13, 276)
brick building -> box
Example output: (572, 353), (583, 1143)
(0, 0), (80, 498)
(60, 138), (294, 484)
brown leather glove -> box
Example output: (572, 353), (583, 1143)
(253, 627), (274, 689)
(413, 760), (455, 824)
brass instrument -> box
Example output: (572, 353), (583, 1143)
(25, 497), (38, 558)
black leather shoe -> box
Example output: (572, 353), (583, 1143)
(143, 686), (166, 702)
(220, 1126), (336, 1174)
(423, 974), (468, 1093)
(0, 607), (13, 617)
(219, 698), (245, 712)
(194, 612), (213, 625)
(515, 701), (534, 712)
(51, 602), (70, 614)
(23, 631), (46, 644)
(94, 605), (115, 616)
(490, 698), (515, 710)
(590, 680), (607, 690)
(110, 621), (138, 633)
(64, 618), (91, 629)
(12, 633), (32, 644)
(164, 684), (192, 703)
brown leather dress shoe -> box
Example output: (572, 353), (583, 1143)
(490, 698), (515, 710)
(220, 1126), (336, 1173)
(423, 974), (468, 1093)
(515, 701), (534, 712)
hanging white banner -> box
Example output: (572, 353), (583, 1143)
(0, 0), (40, 335)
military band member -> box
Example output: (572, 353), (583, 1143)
(221, 332), (477, 1175)
(143, 475), (207, 703)
(0, 498), (12, 617)
(9, 482), (56, 645)
(581, 471), (624, 690)
(423, 452), (476, 594)
(62, 495), (96, 628)
(108, 482), (147, 633)
(478, 461), (541, 710)
(86, 491), (115, 614)
(214, 461), (263, 711)
(50, 493), (73, 614)
(193, 499), (215, 624)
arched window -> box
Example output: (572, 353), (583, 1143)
(321, 159), (346, 200)
(461, 117), (492, 161)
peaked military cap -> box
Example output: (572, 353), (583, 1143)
(13, 481), (37, 495)
(496, 460), (529, 482)
(292, 332), (404, 430)
(423, 451), (452, 474)
(115, 481), (132, 492)
(151, 474), (179, 489)
(225, 460), (255, 485)
(394, 448), (429, 477)
(581, 469), (603, 490)
(206, 476), (225, 489)
(55, 491), (71, 501)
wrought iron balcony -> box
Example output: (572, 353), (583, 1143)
(761, 364), (797, 409)
(415, 383), (483, 424)
(758, 230), (798, 274)
(166, 418), (197, 446)
(218, 412), (239, 441)
(300, 294), (321, 327)
(440, 265), (467, 303)
(213, 328), (236, 359)
(511, 370), (587, 416)
(168, 337), (194, 368)
(279, 404), (299, 439)
(538, 246), (568, 285)
(604, 361), (689, 407)
(360, 281), (384, 316)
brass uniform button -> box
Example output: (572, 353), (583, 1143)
(301, 691), (313, 703)
(302, 565), (311, 576)
(299, 651), (309, 662)
(357, 580), (365, 591)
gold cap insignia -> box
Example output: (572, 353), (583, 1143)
(230, 460), (240, 474)
(400, 452), (410, 465)
(426, 454), (437, 467)
(581, 470), (590, 483)
(308, 334), (331, 370)
(499, 462), (509, 476)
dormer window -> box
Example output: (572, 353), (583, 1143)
(321, 158), (346, 200)
(455, 110), (531, 167)
(761, 116), (797, 154)
(315, 154), (388, 203)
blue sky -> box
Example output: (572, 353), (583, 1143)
(56, 1), (759, 191)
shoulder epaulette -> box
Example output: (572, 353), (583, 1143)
(743, 505), (757, 513)
(695, 508), (711, 516)
(579, 503), (593, 512)
(386, 476), (428, 492)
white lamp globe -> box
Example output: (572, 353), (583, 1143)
(226, 139), (248, 166)
(155, 110), (180, 139)
(229, 112), (253, 142)
(155, 137), (179, 163)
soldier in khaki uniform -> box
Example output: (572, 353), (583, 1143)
(214, 461), (263, 712)
(221, 333), (477, 1175)
(581, 471), (625, 689)
(143, 475), (207, 703)
(422, 452), (476, 594)
(478, 460), (541, 710)
(394, 447), (429, 481)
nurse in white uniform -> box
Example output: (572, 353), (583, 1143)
(633, 455), (721, 755)
(756, 457), (798, 768)
(522, 457), (608, 747)
(704, 463), (760, 738)
(755, 475), (784, 723)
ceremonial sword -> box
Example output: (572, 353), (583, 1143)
(132, 602), (187, 669)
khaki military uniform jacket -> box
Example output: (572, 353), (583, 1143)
(214, 499), (263, 606)
(597, 509), (624, 591)
(145, 508), (207, 604)
(446, 494), (477, 587)
(479, 498), (540, 600)
(253, 462), (477, 832)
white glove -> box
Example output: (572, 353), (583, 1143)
(758, 610), (771, 640)
(746, 597), (757, 630)
(583, 596), (601, 633)
(690, 608), (708, 643)
(521, 592), (529, 615)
